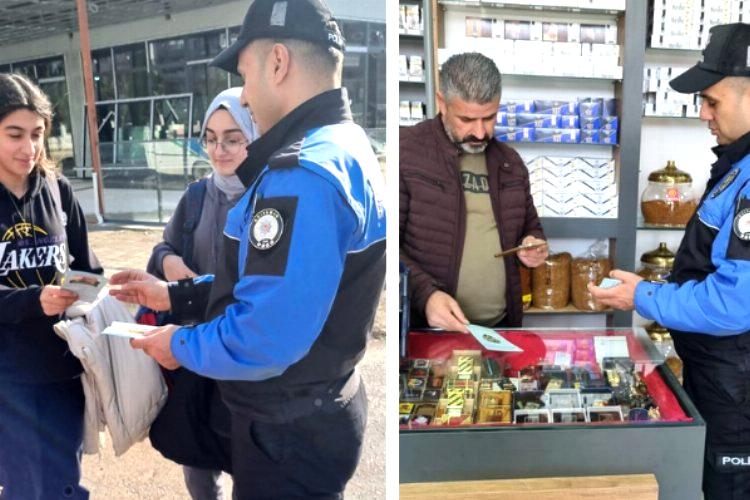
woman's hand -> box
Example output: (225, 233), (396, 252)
(162, 255), (197, 282)
(40, 285), (79, 316)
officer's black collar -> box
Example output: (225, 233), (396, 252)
(712, 129), (750, 163)
(236, 88), (352, 187)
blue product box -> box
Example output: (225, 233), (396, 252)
(580, 130), (599, 143)
(517, 113), (561, 128)
(601, 116), (618, 131)
(534, 100), (579, 115)
(580, 116), (602, 130)
(598, 129), (617, 144)
(534, 128), (580, 143)
(497, 112), (512, 126)
(579, 98), (603, 117)
(499, 100), (535, 113)
(559, 115), (580, 128)
(495, 126), (535, 142)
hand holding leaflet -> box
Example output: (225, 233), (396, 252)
(468, 324), (523, 352)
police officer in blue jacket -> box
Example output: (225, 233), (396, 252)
(110, 0), (386, 497)
(591, 23), (750, 500)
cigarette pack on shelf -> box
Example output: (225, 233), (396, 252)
(534, 128), (581, 143)
(495, 126), (535, 142)
(500, 100), (535, 113)
(399, 55), (408, 79)
(643, 65), (702, 118)
(650, 0), (747, 50)
(517, 113), (562, 128)
(410, 101), (425, 122)
(525, 156), (617, 219)
(402, 4), (422, 35)
(534, 100), (578, 115)
(407, 55), (424, 81)
(400, 101), (411, 121)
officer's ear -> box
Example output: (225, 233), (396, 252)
(269, 43), (291, 86)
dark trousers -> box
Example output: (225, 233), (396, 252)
(680, 347), (750, 500)
(230, 383), (367, 500)
(0, 378), (87, 500)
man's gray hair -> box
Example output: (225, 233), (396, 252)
(440, 52), (502, 104)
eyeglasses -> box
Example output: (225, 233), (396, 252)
(201, 137), (248, 154)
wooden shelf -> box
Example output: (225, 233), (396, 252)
(526, 304), (613, 315)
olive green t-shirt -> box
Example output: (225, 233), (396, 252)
(455, 153), (506, 326)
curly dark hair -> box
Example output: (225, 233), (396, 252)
(0, 72), (55, 175)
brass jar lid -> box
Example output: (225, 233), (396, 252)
(640, 242), (675, 268)
(645, 321), (671, 341)
(647, 160), (692, 184)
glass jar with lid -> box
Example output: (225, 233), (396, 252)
(636, 242), (675, 283)
(641, 161), (698, 227)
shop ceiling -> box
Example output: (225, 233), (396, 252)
(0, 0), (239, 47)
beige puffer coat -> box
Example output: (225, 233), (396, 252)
(53, 294), (167, 456)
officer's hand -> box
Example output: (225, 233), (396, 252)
(587, 269), (643, 311)
(162, 255), (197, 282)
(425, 290), (470, 333)
(517, 235), (548, 268)
(130, 324), (180, 370)
(109, 269), (171, 311)
(40, 285), (79, 316)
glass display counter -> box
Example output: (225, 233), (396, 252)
(399, 328), (705, 500)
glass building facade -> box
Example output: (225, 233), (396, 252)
(3, 18), (385, 223)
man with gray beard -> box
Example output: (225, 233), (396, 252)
(400, 52), (547, 332)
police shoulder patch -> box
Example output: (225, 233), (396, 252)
(727, 195), (750, 261)
(249, 208), (284, 250)
(733, 208), (750, 241)
(711, 168), (740, 199)
(244, 196), (298, 277)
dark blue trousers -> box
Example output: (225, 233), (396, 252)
(0, 378), (87, 499)
(230, 383), (367, 499)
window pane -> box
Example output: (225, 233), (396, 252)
(35, 57), (65, 79)
(92, 49), (115, 101)
(13, 62), (36, 80)
(114, 43), (149, 98)
(341, 20), (368, 47)
(188, 64), (228, 137)
(116, 101), (151, 167)
(41, 80), (74, 171)
(149, 37), (187, 96)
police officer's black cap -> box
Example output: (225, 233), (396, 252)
(671, 23), (750, 93)
(211, 0), (345, 75)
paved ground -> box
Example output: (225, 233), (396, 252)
(81, 227), (385, 499)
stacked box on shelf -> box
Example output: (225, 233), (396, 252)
(526, 156), (617, 218)
(495, 97), (618, 145)
(477, 0), (626, 8)
(399, 3), (423, 35)
(400, 100), (425, 126)
(399, 54), (424, 82)
(649, 0), (745, 50)
(643, 65), (700, 117)
(440, 16), (621, 79)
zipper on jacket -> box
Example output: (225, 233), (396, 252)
(403, 171), (446, 191)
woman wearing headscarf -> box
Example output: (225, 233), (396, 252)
(145, 87), (259, 500)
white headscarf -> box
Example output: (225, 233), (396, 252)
(200, 87), (259, 201)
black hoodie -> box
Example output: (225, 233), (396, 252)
(0, 170), (102, 383)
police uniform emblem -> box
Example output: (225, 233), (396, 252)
(711, 169), (740, 198)
(733, 208), (750, 241)
(249, 208), (284, 250)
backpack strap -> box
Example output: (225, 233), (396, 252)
(44, 170), (67, 227)
(181, 177), (208, 269)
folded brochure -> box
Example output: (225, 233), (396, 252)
(59, 269), (106, 303)
(101, 321), (157, 339)
(468, 324), (523, 352)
